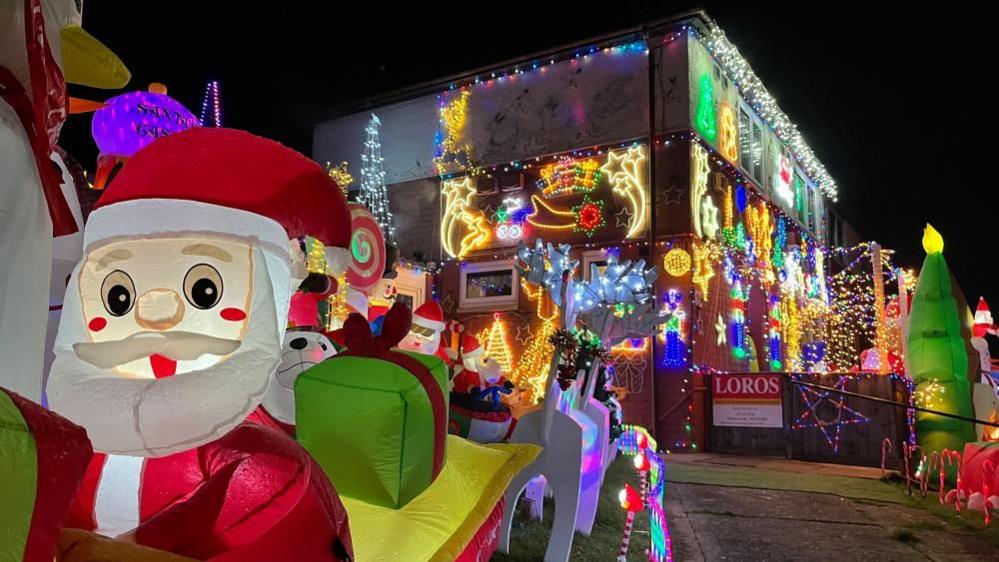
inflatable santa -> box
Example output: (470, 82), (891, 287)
(399, 300), (452, 366)
(1, 0), (128, 403)
(46, 128), (353, 560)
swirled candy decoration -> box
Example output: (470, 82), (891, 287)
(346, 203), (386, 292)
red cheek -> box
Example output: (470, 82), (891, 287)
(220, 308), (247, 322)
(88, 317), (107, 332)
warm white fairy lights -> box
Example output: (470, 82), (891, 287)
(699, 24), (838, 201)
(358, 114), (396, 244)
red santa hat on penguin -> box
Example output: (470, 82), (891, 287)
(974, 297), (995, 338)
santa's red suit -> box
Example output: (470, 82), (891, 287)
(66, 419), (351, 561)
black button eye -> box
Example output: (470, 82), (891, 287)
(101, 270), (135, 316)
(183, 264), (223, 309)
(319, 342), (328, 351)
(289, 337), (308, 350)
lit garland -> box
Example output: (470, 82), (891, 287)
(358, 114), (396, 244)
(698, 24), (838, 200)
(480, 313), (514, 374)
(537, 156), (602, 197)
(434, 89), (472, 174)
(781, 291), (802, 372)
(659, 290), (688, 368)
(512, 283), (559, 404)
(826, 242), (904, 371)
(767, 293), (782, 370)
(601, 145), (648, 238)
(727, 265), (749, 360)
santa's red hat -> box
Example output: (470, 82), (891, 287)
(412, 301), (445, 332)
(83, 128), (351, 326)
(461, 334), (482, 360)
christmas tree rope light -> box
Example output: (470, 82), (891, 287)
(358, 114), (396, 245)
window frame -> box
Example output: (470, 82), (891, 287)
(458, 259), (520, 312)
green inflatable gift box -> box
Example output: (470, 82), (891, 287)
(297, 304), (449, 508)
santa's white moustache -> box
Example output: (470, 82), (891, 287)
(48, 247), (283, 458)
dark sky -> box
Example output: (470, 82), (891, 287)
(61, 2), (994, 307)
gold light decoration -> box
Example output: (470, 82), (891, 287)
(306, 237), (328, 274)
(690, 143), (711, 238)
(511, 283), (559, 404)
(326, 161), (353, 196)
(441, 177), (491, 258)
(663, 247), (692, 277)
(601, 145), (649, 238)
(692, 240), (717, 301)
(718, 103), (739, 162)
(434, 89), (472, 174)
(481, 313), (514, 374)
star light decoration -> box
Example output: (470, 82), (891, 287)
(792, 376), (871, 454)
(601, 145), (648, 238)
(714, 314), (727, 346)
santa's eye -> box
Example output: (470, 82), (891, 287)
(101, 270), (135, 316)
(183, 264), (223, 309)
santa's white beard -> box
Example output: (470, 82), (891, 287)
(48, 248), (284, 457)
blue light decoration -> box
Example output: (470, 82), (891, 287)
(735, 183), (747, 213)
(726, 258), (749, 360)
(660, 289), (688, 368)
(767, 293), (782, 370)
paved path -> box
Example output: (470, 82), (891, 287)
(664, 454), (997, 561)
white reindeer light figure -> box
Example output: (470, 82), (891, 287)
(499, 241), (667, 559)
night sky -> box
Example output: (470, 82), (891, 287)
(61, 2), (994, 307)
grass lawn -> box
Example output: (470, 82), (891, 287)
(495, 455), (655, 561)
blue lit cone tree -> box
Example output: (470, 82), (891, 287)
(906, 224), (976, 475)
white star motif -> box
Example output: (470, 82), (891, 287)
(715, 314), (727, 346)
(701, 196), (720, 239)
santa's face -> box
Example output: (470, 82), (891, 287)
(74, 236), (254, 378)
(399, 324), (441, 355)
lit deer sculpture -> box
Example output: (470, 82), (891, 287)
(499, 241), (665, 560)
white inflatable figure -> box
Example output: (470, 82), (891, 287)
(45, 128), (357, 556)
(42, 151), (85, 398)
(261, 330), (336, 428)
(500, 242), (583, 562)
(1, 0), (128, 402)
(399, 300), (452, 365)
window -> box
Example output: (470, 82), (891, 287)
(738, 109), (751, 170)
(581, 249), (610, 281)
(794, 172), (809, 229)
(751, 121), (763, 182)
(459, 260), (519, 311)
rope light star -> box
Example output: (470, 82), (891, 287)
(601, 145), (648, 238)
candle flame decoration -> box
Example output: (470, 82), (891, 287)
(922, 223), (944, 254)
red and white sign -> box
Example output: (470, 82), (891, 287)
(712, 373), (783, 428)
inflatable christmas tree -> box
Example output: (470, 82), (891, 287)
(906, 224), (976, 460)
